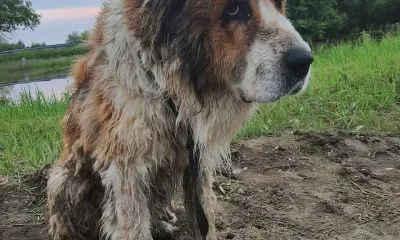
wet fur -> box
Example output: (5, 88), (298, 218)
(47, 0), (308, 239)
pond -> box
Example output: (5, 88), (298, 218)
(0, 77), (71, 102)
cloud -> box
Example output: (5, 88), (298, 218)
(31, 0), (102, 10)
(12, 8), (100, 45)
(38, 8), (100, 23)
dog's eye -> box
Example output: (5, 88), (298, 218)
(222, 1), (251, 22)
(227, 3), (240, 16)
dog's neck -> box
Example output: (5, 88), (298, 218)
(97, 0), (254, 170)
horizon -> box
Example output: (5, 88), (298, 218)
(9, 1), (103, 45)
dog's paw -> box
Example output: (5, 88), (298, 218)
(151, 220), (178, 240)
(165, 208), (178, 224)
(161, 220), (178, 233)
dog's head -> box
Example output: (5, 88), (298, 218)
(126, 0), (313, 103)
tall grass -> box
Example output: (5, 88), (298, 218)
(0, 35), (399, 175)
(0, 91), (68, 176)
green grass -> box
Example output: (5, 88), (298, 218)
(0, 45), (87, 83)
(238, 34), (400, 138)
(0, 35), (399, 175)
(0, 92), (68, 176)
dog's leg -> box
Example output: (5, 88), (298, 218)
(199, 169), (217, 240)
(100, 162), (153, 240)
(148, 168), (181, 238)
(183, 168), (217, 240)
(47, 163), (103, 240)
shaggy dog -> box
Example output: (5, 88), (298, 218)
(47, 0), (313, 239)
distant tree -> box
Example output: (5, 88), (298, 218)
(16, 39), (25, 48)
(66, 31), (80, 44)
(286, 0), (400, 42)
(66, 30), (90, 44)
(384, 0), (400, 24)
(80, 30), (90, 42)
(286, 0), (347, 42)
(337, 0), (400, 34)
(0, 0), (41, 34)
(0, 39), (25, 51)
(30, 42), (46, 47)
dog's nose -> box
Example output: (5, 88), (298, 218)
(286, 48), (314, 78)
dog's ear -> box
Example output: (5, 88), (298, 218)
(127, 0), (187, 48)
(145, 0), (187, 48)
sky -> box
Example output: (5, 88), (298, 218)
(10, 0), (103, 45)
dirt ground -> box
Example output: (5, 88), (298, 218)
(1, 132), (400, 240)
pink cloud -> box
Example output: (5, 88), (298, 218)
(38, 8), (100, 22)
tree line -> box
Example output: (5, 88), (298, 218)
(0, 29), (89, 51)
(286, 0), (400, 42)
(0, 36), (46, 51)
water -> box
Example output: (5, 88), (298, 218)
(0, 78), (71, 101)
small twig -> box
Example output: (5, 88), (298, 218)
(376, 192), (400, 204)
(264, 163), (296, 171)
(263, 165), (281, 171)
(348, 179), (385, 198)
(376, 195), (394, 206)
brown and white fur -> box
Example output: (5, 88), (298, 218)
(47, 0), (313, 239)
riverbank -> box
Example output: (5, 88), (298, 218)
(0, 45), (87, 84)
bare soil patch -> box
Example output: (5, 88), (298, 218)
(1, 133), (400, 240)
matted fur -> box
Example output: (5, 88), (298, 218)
(47, 0), (311, 239)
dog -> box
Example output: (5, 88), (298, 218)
(47, 0), (313, 239)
